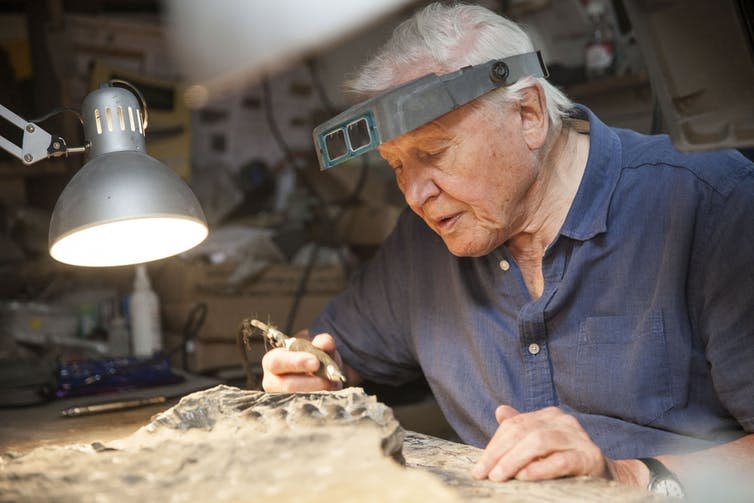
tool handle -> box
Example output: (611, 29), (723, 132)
(60, 395), (167, 417)
(286, 338), (346, 383)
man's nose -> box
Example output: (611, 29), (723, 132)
(402, 162), (440, 208)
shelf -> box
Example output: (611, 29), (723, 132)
(564, 73), (650, 100)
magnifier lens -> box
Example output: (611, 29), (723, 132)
(347, 118), (371, 150)
(324, 129), (347, 160)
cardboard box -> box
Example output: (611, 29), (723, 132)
(151, 258), (346, 303)
(337, 204), (402, 246)
(192, 338), (263, 375)
(162, 294), (333, 342)
(162, 293), (334, 373)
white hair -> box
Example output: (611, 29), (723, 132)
(345, 2), (574, 127)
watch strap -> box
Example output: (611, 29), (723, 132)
(638, 457), (685, 497)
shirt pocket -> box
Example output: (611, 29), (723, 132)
(574, 310), (674, 425)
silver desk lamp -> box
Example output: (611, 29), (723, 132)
(0, 80), (208, 267)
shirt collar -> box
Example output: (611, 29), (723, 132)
(559, 104), (623, 241)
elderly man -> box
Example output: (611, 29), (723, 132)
(263, 2), (754, 497)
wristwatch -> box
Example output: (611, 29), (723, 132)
(638, 457), (685, 498)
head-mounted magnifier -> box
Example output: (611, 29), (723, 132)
(313, 51), (548, 170)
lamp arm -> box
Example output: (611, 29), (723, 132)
(0, 103), (79, 165)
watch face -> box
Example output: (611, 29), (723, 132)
(652, 477), (685, 498)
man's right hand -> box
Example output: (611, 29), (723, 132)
(261, 331), (350, 392)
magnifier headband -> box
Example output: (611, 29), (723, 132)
(313, 51), (548, 170)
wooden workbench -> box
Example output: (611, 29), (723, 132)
(0, 373), (222, 452)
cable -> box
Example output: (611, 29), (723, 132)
(284, 243), (320, 335)
(29, 107), (83, 125)
(650, 96), (663, 135)
(261, 78), (343, 230)
(261, 78), (343, 333)
(109, 79), (149, 130)
(305, 59), (370, 208)
(261, 69), (373, 334)
(305, 58), (337, 115)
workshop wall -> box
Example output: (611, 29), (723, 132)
(0, 2), (410, 392)
(0, 0), (652, 440)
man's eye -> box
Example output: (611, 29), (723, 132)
(420, 148), (448, 161)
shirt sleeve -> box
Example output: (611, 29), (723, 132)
(691, 152), (754, 432)
(310, 209), (424, 385)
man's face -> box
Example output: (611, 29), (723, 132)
(377, 101), (541, 257)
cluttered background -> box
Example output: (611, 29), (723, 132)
(1, 0), (748, 439)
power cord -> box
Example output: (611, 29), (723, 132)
(261, 61), (370, 334)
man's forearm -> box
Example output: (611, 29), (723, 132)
(605, 458), (651, 487)
(609, 433), (754, 496)
(660, 432), (754, 493)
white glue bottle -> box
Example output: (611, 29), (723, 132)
(130, 264), (162, 357)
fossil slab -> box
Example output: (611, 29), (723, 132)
(0, 385), (459, 502)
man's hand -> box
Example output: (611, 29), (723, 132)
(261, 331), (345, 392)
(472, 405), (610, 482)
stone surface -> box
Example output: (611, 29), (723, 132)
(0, 385), (459, 502)
(129, 384), (405, 462)
(403, 431), (657, 502)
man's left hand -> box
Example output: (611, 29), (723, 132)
(472, 405), (610, 482)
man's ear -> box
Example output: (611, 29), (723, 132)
(518, 84), (548, 150)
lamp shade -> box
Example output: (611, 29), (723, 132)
(48, 83), (208, 267)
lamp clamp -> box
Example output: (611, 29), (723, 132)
(0, 104), (87, 165)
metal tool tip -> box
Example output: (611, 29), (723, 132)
(326, 365), (347, 384)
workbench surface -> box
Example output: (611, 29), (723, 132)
(1, 382), (654, 502)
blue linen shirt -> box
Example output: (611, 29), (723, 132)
(311, 105), (754, 459)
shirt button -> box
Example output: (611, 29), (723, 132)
(528, 343), (540, 355)
(499, 259), (510, 271)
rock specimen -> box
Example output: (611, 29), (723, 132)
(0, 385), (459, 502)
